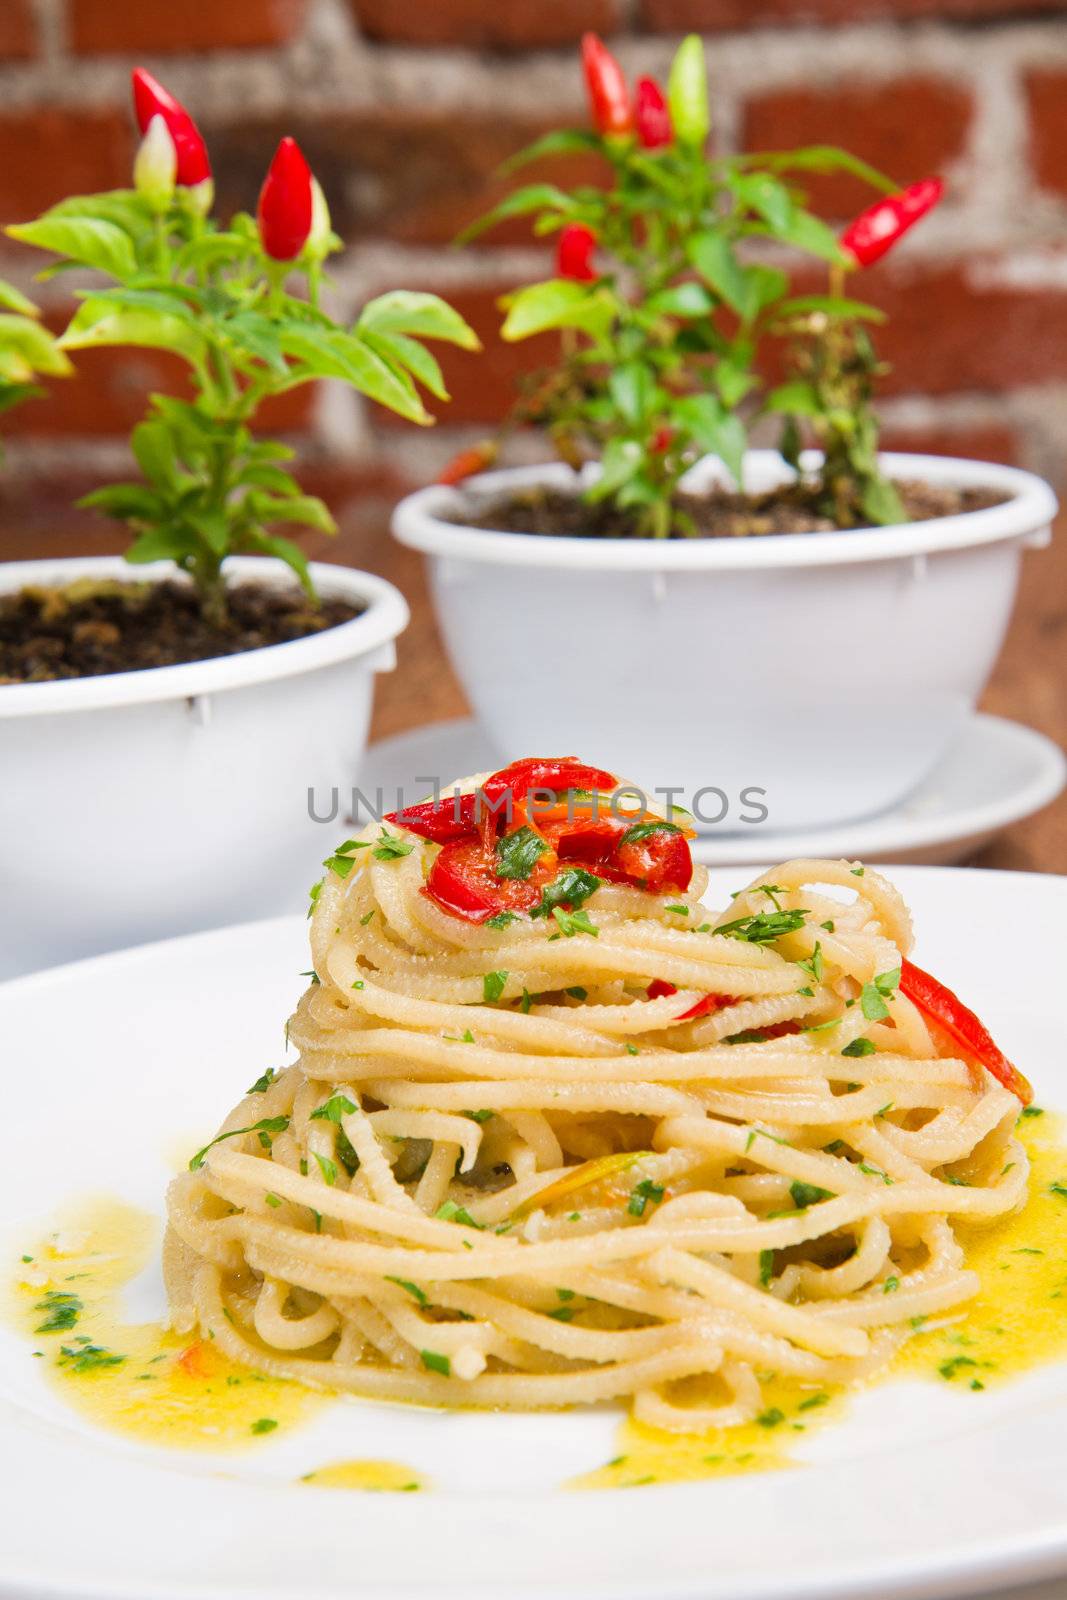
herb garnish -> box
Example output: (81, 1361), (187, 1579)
(420, 1350), (451, 1377)
(246, 1067), (277, 1095)
(841, 1037), (876, 1058)
(628, 1179), (665, 1217)
(311, 1094), (358, 1123)
(531, 867), (601, 917)
(482, 970), (508, 1003)
(34, 1290), (83, 1333)
(551, 906), (598, 938)
(323, 838), (370, 878)
(717, 909), (809, 944)
(58, 1337), (124, 1373)
(619, 819), (682, 848)
(435, 1200), (484, 1229)
(789, 1180), (835, 1209)
(495, 826), (547, 880)
(373, 829), (414, 861)
(386, 1277), (429, 1306)
(189, 1116), (290, 1171)
(251, 1417), (278, 1433)
(487, 910), (519, 930)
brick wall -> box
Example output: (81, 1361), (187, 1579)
(2, 0), (1066, 538)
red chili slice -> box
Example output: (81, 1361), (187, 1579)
(424, 835), (555, 924)
(482, 757), (618, 809)
(647, 979), (678, 1000)
(899, 958), (1033, 1105)
(646, 980), (733, 1022)
(384, 792), (478, 843)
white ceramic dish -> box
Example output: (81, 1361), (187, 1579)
(392, 452), (1057, 834)
(0, 865), (1065, 1600)
(0, 556), (408, 978)
(354, 712), (1066, 869)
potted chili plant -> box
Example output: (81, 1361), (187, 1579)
(392, 33), (1056, 833)
(0, 70), (478, 976)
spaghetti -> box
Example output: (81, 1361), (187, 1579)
(166, 762), (1030, 1430)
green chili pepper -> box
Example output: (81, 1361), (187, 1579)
(667, 34), (710, 150)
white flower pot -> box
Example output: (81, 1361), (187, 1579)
(0, 556), (408, 977)
(393, 451), (1057, 835)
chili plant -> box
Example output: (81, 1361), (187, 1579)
(770, 177), (944, 526)
(0, 279), (71, 436)
(459, 32), (897, 537)
(7, 69), (478, 622)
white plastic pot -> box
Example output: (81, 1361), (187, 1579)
(393, 451), (1057, 834)
(0, 556), (408, 977)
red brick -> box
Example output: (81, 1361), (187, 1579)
(0, 109), (132, 220)
(1026, 71), (1067, 202)
(207, 111), (607, 248)
(878, 423), (1020, 466)
(643, 0), (1067, 28)
(742, 80), (972, 217)
(70, 0), (309, 53)
(350, 0), (618, 49)
(0, 0), (36, 58)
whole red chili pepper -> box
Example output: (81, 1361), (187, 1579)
(437, 441), (498, 486)
(635, 77), (672, 149)
(257, 136), (314, 262)
(131, 67), (211, 188)
(581, 33), (632, 138)
(557, 222), (598, 282)
(840, 176), (944, 268)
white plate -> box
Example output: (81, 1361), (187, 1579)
(1, 866), (1066, 1600)
(359, 713), (1065, 868)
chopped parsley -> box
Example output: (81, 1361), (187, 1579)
(189, 1116), (290, 1171)
(717, 909), (808, 944)
(1020, 1106), (1044, 1120)
(859, 1162), (893, 1186)
(251, 1417), (278, 1434)
(1049, 1182), (1067, 1202)
(883, 1275), (900, 1293)
(758, 1249), (775, 1287)
(756, 1407), (785, 1428)
(841, 1037), (876, 1058)
(789, 1180), (835, 1209)
(323, 837), (370, 877)
(246, 1067), (277, 1095)
(532, 868), (601, 917)
(310, 1094), (357, 1124)
(820, 919), (835, 933)
(566, 986), (588, 1000)
(628, 1179), (665, 1217)
(264, 1193), (282, 1208)
(360, 909), (376, 925)
(313, 1152), (338, 1186)
(34, 1290), (82, 1334)
(435, 1201), (484, 1229)
(798, 1392), (830, 1412)
(486, 910), (519, 930)
(386, 1277), (428, 1306)
(421, 1350), (451, 1377)
(619, 819), (682, 848)
(796, 941), (824, 984)
(665, 903), (689, 916)
(482, 970), (508, 1004)
(625, 1043), (640, 1056)
(373, 829), (414, 861)
(58, 1337), (124, 1374)
(495, 826), (547, 880)
(850, 865), (865, 877)
(551, 906), (598, 938)
(463, 1109), (494, 1124)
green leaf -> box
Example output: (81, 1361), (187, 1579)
(687, 232), (749, 317)
(495, 825), (548, 881)
(59, 301), (205, 365)
(861, 474), (907, 527)
(645, 283), (714, 318)
(753, 145), (897, 195)
(672, 393), (746, 485)
(239, 531), (315, 596)
(455, 184), (578, 244)
(483, 970), (508, 1003)
(359, 290), (480, 350)
(732, 173), (794, 233)
(124, 525), (198, 565)
(772, 209), (847, 264)
(765, 380), (822, 418)
(79, 483), (164, 521)
(498, 128), (601, 174)
(275, 324), (431, 424)
(245, 492), (336, 534)
(771, 294), (885, 325)
(0, 278), (39, 316)
(0, 313), (72, 376)
(7, 217), (137, 280)
(586, 436), (643, 499)
(789, 1180), (835, 1209)
(531, 868), (602, 918)
(131, 420), (179, 488)
(499, 279), (616, 342)
(362, 329), (448, 401)
(609, 363), (654, 427)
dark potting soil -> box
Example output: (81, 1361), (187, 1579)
(0, 578), (363, 685)
(455, 480), (1006, 540)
